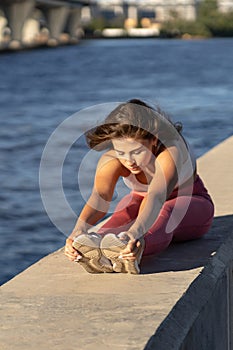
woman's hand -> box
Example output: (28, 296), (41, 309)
(64, 238), (81, 261)
(64, 230), (85, 261)
(118, 232), (144, 260)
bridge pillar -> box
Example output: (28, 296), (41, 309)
(0, 13), (7, 43)
(127, 5), (138, 27)
(2, 0), (35, 47)
(22, 18), (40, 45)
(43, 6), (69, 45)
(81, 6), (92, 23)
(66, 7), (83, 42)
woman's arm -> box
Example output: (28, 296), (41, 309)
(127, 146), (182, 240)
(69, 155), (123, 239)
(65, 155), (123, 261)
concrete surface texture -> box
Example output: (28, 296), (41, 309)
(0, 136), (232, 350)
(197, 135), (233, 217)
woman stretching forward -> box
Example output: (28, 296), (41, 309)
(65, 99), (214, 274)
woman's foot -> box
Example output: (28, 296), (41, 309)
(72, 233), (113, 273)
(100, 233), (145, 274)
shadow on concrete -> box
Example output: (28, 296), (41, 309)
(140, 214), (233, 274)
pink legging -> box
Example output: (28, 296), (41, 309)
(98, 175), (214, 256)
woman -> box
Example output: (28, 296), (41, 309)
(65, 99), (214, 274)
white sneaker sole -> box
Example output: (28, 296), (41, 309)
(73, 234), (113, 274)
(101, 233), (145, 274)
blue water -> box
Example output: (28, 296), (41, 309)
(0, 38), (232, 285)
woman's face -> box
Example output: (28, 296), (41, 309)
(112, 137), (155, 174)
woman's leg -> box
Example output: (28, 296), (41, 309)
(171, 195), (214, 241)
(143, 195), (214, 256)
(142, 201), (174, 256)
(97, 182), (214, 258)
(97, 192), (144, 235)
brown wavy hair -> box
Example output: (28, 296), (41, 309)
(85, 99), (182, 151)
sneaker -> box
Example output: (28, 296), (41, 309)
(72, 233), (113, 273)
(100, 233), (145, 274)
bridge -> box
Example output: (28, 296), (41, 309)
(0, 0), (200, 49)
(0, 0), (95, 49)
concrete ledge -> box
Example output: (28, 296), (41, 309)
(197, 135), (233, 217)
(145, 222), (233, 350)
(1, 136), (233, 350)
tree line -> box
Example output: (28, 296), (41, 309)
(161, 0), (233, 38)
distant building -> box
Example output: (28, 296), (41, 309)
(95, 0), (233, 24)
(95, 0), (197, 24)
(218, 0), (233, 13)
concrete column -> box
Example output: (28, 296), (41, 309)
(127, 5), (138, 26)
(2, 0), (35, 45)
(81, 6), (92, 23)
(89, 3), (98, 19)
(66, 7), (83, 42)
(22, 18), (40, 44)
(43, 6), (69, 45)
(0, 14), (7, 43)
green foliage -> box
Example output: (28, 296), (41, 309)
(197, 0), (218, 18)
(160, 19), (211, 38)
(108, 16), (125, 29)
(204, 11), (233, 36)
(160, 0), (233, 38)
(85, 15), (124, 32)
(85, 17), (108, 32)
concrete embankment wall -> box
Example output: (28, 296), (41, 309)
(146, 229), (233, 350)
(146, 135), (233, 350)
(0, 136), (233, 350)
